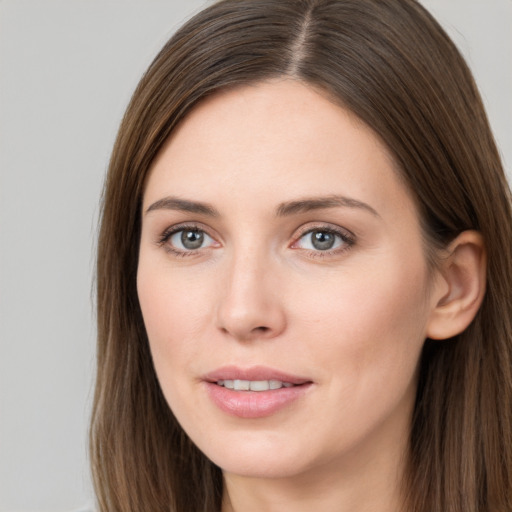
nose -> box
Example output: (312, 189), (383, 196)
(215, 250), (287, 342)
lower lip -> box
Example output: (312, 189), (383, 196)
(204, 382), (311, 419)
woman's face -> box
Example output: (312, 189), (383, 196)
(138, 80), (439, 481)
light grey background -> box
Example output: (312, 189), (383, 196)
(0, 1), (510, 511)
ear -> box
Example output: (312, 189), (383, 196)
(426, 230), (486, 340)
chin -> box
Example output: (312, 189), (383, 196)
(195, 430), (321, 479)
(215, 455), (310, 480)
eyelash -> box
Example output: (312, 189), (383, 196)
(292, 224), (355, 258)
(156, 223), (356, 259)
(157, 223), (215, 258)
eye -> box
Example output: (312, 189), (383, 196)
(160, 226), (218, 254)
(293, 227), (354, 253)
(171, 229), (211, 250)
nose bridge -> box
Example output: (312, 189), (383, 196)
(215, 240), (286, 341)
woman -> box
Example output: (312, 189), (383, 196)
(91, 0), (512, 511)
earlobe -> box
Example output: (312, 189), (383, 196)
(426, 231), (487, 340)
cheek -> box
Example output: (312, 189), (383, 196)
(136, 260), (212, 383)
(284, 260), (430, 454)
(294, 255), (430, 393)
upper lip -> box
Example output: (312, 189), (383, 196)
(203, 365), (312, 385)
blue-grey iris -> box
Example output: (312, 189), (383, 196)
(181, 230), (204, 249)
(311, 231), (335, 250)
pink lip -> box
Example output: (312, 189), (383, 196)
(203, 365), (311, 385)
(203, 366), (313, 419)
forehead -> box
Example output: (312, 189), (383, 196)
(144, 79), (415, 221)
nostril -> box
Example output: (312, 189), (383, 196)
(215, 294), (287, 340)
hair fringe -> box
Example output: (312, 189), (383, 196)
(92, 1), (512, 510)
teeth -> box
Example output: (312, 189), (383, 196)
(234, 379), (250, 390)
(250, 380), (269, 391)
(216, 379), (294, 391)
(269, 379), (282, 390)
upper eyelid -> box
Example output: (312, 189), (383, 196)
(156, 221), (355, 247)
(293, 222), (355, 240)
(289, 223), (356, 254)
(160, 222), (215, 240)
(158, 225), (218, 255)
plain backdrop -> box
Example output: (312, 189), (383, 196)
(0, 1), (510, 511)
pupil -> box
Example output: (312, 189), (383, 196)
(311, 231), (335, 250)
(181, 230), (204, 249)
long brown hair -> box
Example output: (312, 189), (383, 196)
(91, 1), (512, 510)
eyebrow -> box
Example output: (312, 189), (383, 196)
(276, 195), (380, 217)
(145, 194), (379, 218)
(145, 197), (219, 217)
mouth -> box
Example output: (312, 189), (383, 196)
(215, 379), (296, 391)
(203, 365), (312, 388)
(203, 366), (313, 418)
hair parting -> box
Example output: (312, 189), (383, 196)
(92, 1), (512, 510)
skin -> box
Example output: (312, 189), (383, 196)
(137, 79), (448, 512)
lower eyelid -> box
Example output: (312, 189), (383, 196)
(157, 225), (222, 255)
(299, 236), (348, 251)
(158, 224), (206, 243)
(155, 223), (354, 256)
(293, 226), (355, 245)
